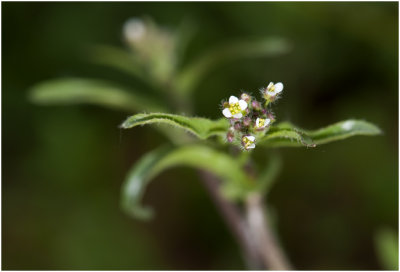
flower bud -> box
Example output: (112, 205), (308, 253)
(123, 18), (146, 45)
(226, 130), (234, 143)
(251, 100), (261, 111)
(243, 117), (251, 127)
(267, 112), (276, 122)
(234, 122), (242, 131)
(241, 93), (251, 103)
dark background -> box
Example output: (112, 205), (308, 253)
(3, 2), (398, 270)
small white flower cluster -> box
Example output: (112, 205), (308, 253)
(221, 82), (284, 150)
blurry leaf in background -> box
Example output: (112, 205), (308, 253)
(120, 112), (230, 140)
(29, 78), (166, 112)
(121, 145), (254, 220)
(174, 18), (197, 68)
(257, 153), (282, 195)
(176, 37), (291, 94)
(260, 119), (381, 147)
(375, 228), (399, 270)
(88, 45), (151, 84)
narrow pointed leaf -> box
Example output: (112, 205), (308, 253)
(88, 45), (146, 80)
(176, 37), (290, 94)
(175, 19), (197, 67)
(260, 120), (381, 147)
(261, 126), (316, 148)
(120, 113), (230, 139)
(121, 145), (253, 220)
(306, 119), (382, 144)
(29, 78), (165, 112)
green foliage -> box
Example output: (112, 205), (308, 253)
(176, 38), (290, 94)
(260, 120), (381, 147)
(27, 17), (383, 256)
(375, 228), (399, 270)
(120, 114), (381, 220)
(88, 45), (150, 83)
(29, 78), (165, 112)
(256, 153), (282, 195)
(120, 113), (230, 140)
(121, 113), (381, 149)
(121, 145), (254, 220)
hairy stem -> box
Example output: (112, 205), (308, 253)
(245, 193), (292, 270)
(197, 170), (263, 269)
(197, 171), (292, 270)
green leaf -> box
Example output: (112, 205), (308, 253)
(260, 126), (316, 148)
(121, 145), (254, 220)
(307, 119), (382, 144)
(260, 120), (381, 148)
(29, 78), (166, 112)
(257, 153), (283, 195)
(88, 45), (147, 80)
(176, 37), (290, 94)
(120, 113), (230, 140)
(175, 19), (197, 67)
(375, 228), (398, 270)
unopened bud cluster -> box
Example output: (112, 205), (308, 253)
(221, 82), (284, 150)
(123, 17), (176, 82)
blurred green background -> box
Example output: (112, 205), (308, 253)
(3, 2), (398, 270)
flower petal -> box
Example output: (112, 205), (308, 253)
(246, 136), (255, 141)
(248, 144), (256, 149)
(233, 113), (242, 118)
(265, 118), (271, 126)
(229, 96), (238, 104)
(222, 108), (232, 118)
(239, 100), (248, 110)
(274, 82), (284, 93)
(267, 82), (274, 89)
(256, 118), (260, 127)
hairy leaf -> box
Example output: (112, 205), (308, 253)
(29, 78), (165, 112)
(121, 145), (254, 219)
(120, 113), (230, 139)
(176, 37), (290, 94)
(260, 120), (381, 147)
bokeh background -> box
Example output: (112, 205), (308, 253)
(3, 2), (398, 270)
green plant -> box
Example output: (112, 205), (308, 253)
(30, 18), (381, 270)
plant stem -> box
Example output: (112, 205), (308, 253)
(245, 193), (292, 270)
(197, 170), (263, 269)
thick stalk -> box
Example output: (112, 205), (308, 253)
(197, 171), (263, 269)
(245, 193), (292, 270)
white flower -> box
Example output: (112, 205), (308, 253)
(222, 96), (248, 119)
(242, 135), (256, 150)
(255, 118), (271, 129)
(265, 82), (284, 97)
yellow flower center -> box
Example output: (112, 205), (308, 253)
(243, 137), (254, 149)
(257, 118), (266, 128)
(268, 85), (275, 92)
(229, 102), (241, 115)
